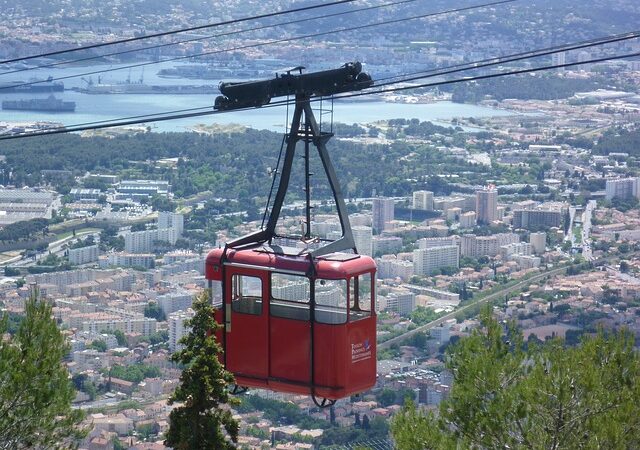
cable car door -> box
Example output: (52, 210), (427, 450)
(225, 268), (269, 379)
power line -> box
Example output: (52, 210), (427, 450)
(1, 48), (637, 141)
(0, 0), (516, 91)
(2, 32), (638, 138)
(0, 0), (361, 65)
(3, 29), (635, 134)
(371, 30), (640, 89)
(343, 50), (640, 99)
(2, 0), (422, 76)
(374, 30), (640, 86)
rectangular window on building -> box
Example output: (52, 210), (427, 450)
(231, 275), (262, 315)
(270, 273), (310, 321)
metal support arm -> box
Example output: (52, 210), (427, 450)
(226, 94), (355, 257)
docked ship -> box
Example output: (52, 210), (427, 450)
(2, 95), (76, 112)
(0, 77), (64, 93)
(75, 82), (220, 95)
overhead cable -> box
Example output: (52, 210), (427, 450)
(2, 0), (422, 76)
(1, 48), (637, 141)
(0, 0), (516, 91)
(0, 0), (361, 65)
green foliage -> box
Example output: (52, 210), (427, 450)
(98, 225), (125, 251)
(320, 415), (389, 446)
(392, 399), (456, 449)
(115, 399), (143, 411)
(0, 218), (49, 242)
(409, 306), (440, 326)
(236, 395), (329, 429)
(594, 126), (640, 156)
(165, 292), (239, 449)
(611, 196), (639, 212)
(72, 374), (98, 401)
(144, 301), (166, 321)
(391, 308), (640, 449)
(108, 363), (161, 383)
(3, 310), (23, 334)
(0, 295), (86, 448)
(376, 388), (397, 407)
(113, 329), (127, 346)
(90, 339), (108, 352)
(4, 266), (20, 276)
(69, 235), (95, 249)
(448, 74), (601, 102)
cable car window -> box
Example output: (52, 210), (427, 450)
(209, 279), (223, 308)
(315, 279), (348, 324)
(231, 275), (262, 315)
(271, 273), (310, 321)
(349, 273), (372, 322)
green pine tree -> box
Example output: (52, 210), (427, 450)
(0, 293), (86, 448)
(391, 307), (640, 449)
(165, 292), (239, 449)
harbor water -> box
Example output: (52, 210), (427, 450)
(0, 62), (514, 133)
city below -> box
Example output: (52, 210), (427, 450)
(1, 0), (640, 448)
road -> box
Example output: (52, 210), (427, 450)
(566, 206), (576, 246)
(378, 265), (570, 350)
(4, 229), (101, 267)
(581, 200), (596, 261)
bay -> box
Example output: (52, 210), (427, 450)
(0, 62), (514, 133)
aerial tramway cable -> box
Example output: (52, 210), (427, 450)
(0, 0), (362, 65)
(373, 30), (640, 86)
(3, 0), (425, 77)
(0, 0), (516, 91)
(0, 31), (638, 140)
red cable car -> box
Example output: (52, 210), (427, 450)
(204, 63), (377, 406)
(206, 246), (376, 406)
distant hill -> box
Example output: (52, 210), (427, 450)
(2, 0), (639, 44)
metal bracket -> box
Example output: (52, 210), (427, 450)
(226, 94), (356, 257)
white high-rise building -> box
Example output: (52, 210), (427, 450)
(381, 290), (416, 315)
(552, 51), (566, 70)
(459, 211), (476, 228)
(476, 186), (498, 225)
(349, 213), (372, 227)
(418, 236), (458, 249)
(352, 226), (373, 256)
(413, 245), (459, 276)
(372, 235), (403, 256)
(529, 232), (546, 255)
(412, 190), (434, 211)
(158, 212), (184, 235)
(460, 233), (520, 258)
(124, 227), (180, 253)
(372, 197), (394, 233)
(158, 291), (194, 316)
(605, 178), (640, 201)
(169, 309), (195, 352)
(68, 245), (99, 265)
(376, 256), (414, 280)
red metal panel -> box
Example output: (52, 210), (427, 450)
(314, 323), (347, 399)
(225, 268), (269, 379)
(313, 317), (376, 400)
(344, 317), (377, 394)
(205, 248), (223, 281)
(205, 247), (376, 281)
(269, 317), (311, 383)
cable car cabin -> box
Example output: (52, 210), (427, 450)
(205, 245), (376, 403)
